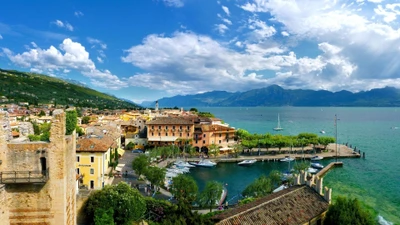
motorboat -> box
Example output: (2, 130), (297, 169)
(320, 130), (325, 134)
(311, 156), (323, 161)
(165, 172), (179, 179)
(311, 163), (324, 169)
(238, 159), (257, 166)
(174, 160), (195, 168)
(216, 186), (228, 206)
(190, 159), (217, 167)
(280, 156), (295, 162)
(307, 167), (318, 174)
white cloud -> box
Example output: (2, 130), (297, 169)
(52, 20), (74, 31)
(163, 0), (184, 7)
(222, 6), (230, 16)
(215, 24), (229, 34)
(368, 0), (383, 3)
(374, 3), (400, 23)
(87, 37), (107, 49)
(281, 31), (289, 36)
(2, 38), (125, 90)
(97, 57), (104, 63)
(247, 18), (276, 41)
(31, 42), (38, 48)
(0, 34), (2, 40)
(74, 11), (84, 17)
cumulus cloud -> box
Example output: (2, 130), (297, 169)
(74, 11), (84, 17)
(52, 20), (74, 31)
(222, 6), (230, 16)
(163, 0), (184, 7)
(2, 38), (125, 90)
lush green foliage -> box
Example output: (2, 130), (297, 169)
(28, 121), (51, 141)
(38, 110), (46, 116)
(189, 108), (198, 112)
(132, 154), (150, 178)
(144, 166), (166, 190)
(93, 207), (114, 225)
(85, 182), (146, 225)
(197, 112), (215, 118)
(293, 161), (310, 174)
(199, 181), (223, 212)
(242, 175), (273, 198)
(125, 141), (135, 150)
(325, 196), (376, 225)
(170, 174), (198, 206)
(0, 69), (140, 109)
(66, 110), (77, 135)
(81, 116), (90, 124)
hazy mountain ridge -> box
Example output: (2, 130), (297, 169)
(151, 85), (400, 107)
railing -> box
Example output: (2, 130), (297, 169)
(0, 168), (49, 184)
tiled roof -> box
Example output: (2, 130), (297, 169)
(212, 185), (329, 225)
(146, 117), (194, 125)
(76, 136), (116, 152)
(202, 124), (236, 132)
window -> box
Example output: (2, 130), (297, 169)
(203, 134), (206, 137)
(90, 156), (94, 163)
(90, 168), (94, 174)
(151, 132), (154, 136)
(187, 133), (189, 137)
(180, 126), (182, 129)
(76, 168), (80, 174)
(166, 126), (168, 129)
(196, 140), (198, 144)
(173, 126), (175, 129)
(152, 125), (154, 129)
(180, 133), (182, 137)
(172, 133), (175, 136)
(165, 133), (168, 136)
(158, 133), (161, 136)
(219, 134), (222, 137)
(187, 126), (190, 130)
(76, 156), (80, 162)
(219, 140), (222, 144)
(203, 140), (205, 144)
(158, 126), (161, 129)
(90, 180), (94, 189)
(139, 126), (141, 129)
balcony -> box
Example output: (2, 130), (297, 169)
(0, 168), (49, 184)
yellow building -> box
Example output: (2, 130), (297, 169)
(76, 136), (116, 189)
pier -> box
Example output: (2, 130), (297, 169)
(315, 162), (343, 177)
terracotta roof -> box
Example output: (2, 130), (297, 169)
(146, 117), (194, 125)
(212, 185), (329, 225)
(76, 136), (116, 152)
(202, 124), (236, 132)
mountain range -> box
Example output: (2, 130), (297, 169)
(141, 85), (400, 107)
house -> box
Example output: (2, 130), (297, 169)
(76, 136), (116, 189)
(193, 124), (236, 154)
(146, 117), (195, 147)
(212, 172), (332, 225)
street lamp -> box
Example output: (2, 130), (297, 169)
(335, 114), (339, 162)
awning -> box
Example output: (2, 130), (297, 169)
(117, 148), (125, 156)
(220, 147), (233, 151)
(148, 136), (178, 142)
(115, 167), (123, 172)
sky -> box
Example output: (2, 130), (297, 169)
(1, 0), (400, 104)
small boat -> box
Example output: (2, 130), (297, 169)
(280, 156), (295, 162)
(307, 167), (318, 174)
(190, 159), (217, 167)
(311, 163), (324, 169)
(174, 160), (195, 168)
(273, 184), (288, 193)
(320, 130), (325, 134)
(238, 159), (257, 166)
(165, 172), (179, 179)
(217, 186), (228, 206)
(273, 114), (284, 131)
(311, 156), (323, 161)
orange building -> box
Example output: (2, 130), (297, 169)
(146, 117), (194, 147)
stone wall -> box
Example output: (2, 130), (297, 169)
(0, 110), (77, 225)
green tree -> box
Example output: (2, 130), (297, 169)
(209, 144), (219, 158)
(268, 170), (282, 187)
(94, 207), (114, 225)
(85, 182), (146, 225)
(82, 116), (90, 124)
(131, 154), (149, 178)
(293, 161), (309, 174)
(145, 166), (166, 192)
(189, 108), (198, 112)
(242, 175), (273, 198)
(324, 196), (376, 225)
(125, 141), (135, 150)
(75, 126), (85, 136)
(65, 110), (77, 135)
(232, 144), (243, 158)
(318, 136), (335, 149)
(170, 174), (198, 206)
(199, 181), (223, 212)
(32, 121), (40, 135)
(38, 110), (46, 117)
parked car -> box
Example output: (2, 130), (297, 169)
(132, 149), (143, 153)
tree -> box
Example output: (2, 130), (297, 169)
(145, 166), (166, 192)
(82, 116), (90, 124)
(318, 136), (335, 149)
(232, 144), (243, 158)
(324, 196), (376, 225)
(94, 207), (114, 225)
(65, 110), (77, 135)
(199, 181), (223, 212)
(125, 142), (135, 150)
(293, 161), (309, 174)
(242, 175), (273, 198)
(209, 144), (219, 158)
(85, 182), (146, 225)
(170, 174), (198, 206)
(132, 154), (149, 178)
(38, 110), (46, 117)
(189, 108), (198, 112)
(75, 126), (85, 136)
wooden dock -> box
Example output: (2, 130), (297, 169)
(316, 162), (343, 177)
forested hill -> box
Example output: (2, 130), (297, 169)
(0, 69), (140, 109)
(142, 85), (400, 107)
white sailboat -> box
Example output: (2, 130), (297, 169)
(273, 114), (283, 131)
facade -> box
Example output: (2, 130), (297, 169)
(193, 124), (236, 153)
(76, 136), (115, 190)
(0, 110), (77, 225)
(146, 117), (194, 147)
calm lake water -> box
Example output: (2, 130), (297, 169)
(189, 107), (400, 224)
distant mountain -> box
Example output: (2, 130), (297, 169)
(153, 85), (400, 107)
(0, 69), (141, 109)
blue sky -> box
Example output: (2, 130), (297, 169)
(1, 0), (400, 104)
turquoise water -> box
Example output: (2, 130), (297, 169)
(190, 107), (400, 224)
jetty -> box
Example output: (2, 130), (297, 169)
(316, 162), (343, 177)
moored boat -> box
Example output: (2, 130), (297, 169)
(311, 155), (323, 161)
(174, 160), (195, 168)
(190, 159), (217, 167)
(311, 162), (324, 169)
(238, 159), (257, 166)
(307, 167), (318, 174)
(280, 156), (295, 162)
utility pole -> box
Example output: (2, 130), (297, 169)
(335, 114), (338, 162)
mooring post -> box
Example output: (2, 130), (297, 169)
(363, 152), (365, 158)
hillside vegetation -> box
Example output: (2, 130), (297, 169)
(0, 69), (140, 109)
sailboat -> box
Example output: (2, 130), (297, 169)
(273, 114), (283, 131)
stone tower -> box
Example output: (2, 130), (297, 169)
(0, 110), (76, 225)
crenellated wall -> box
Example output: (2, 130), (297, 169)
(0, 110), (77, 225)
(294, 171), (332, 204)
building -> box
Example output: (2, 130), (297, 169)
(76, 135), (115, 189)
(0, 110), (77, 225)
(193, 123), (236, 153)
(212, 172), (331, 225)
(146, 117), (194, 147)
